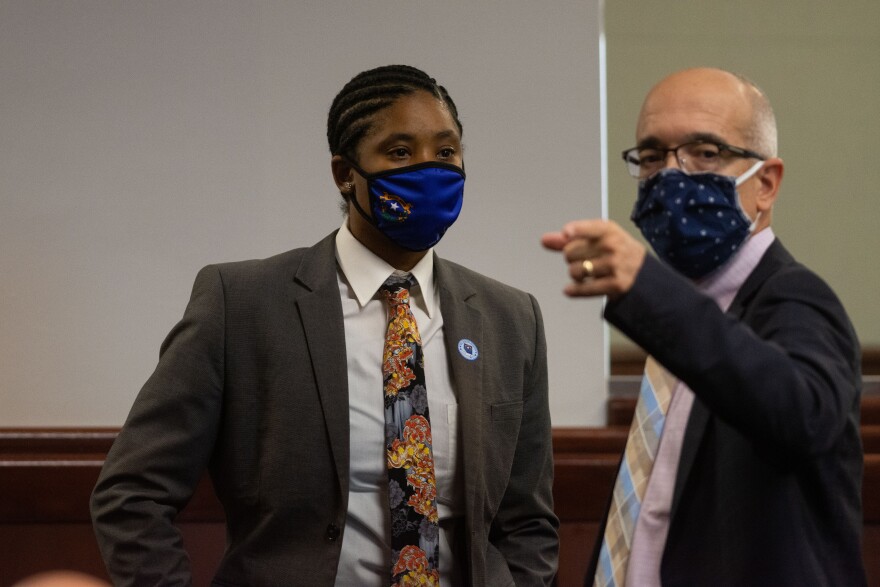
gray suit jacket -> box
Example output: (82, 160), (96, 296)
(91, 232), (559, 586)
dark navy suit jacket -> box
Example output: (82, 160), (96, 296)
(588, 240), (865, 586)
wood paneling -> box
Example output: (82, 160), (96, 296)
(0, 429), (227, 586)
(611, 346), (880, 376)
(608, 377), (880, 427)
(2, 382), (878, 586)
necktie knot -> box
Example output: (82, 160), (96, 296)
(381, 274), (415, 308)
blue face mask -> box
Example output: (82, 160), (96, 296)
(631, 162), (763, 279)
(347, 160), (465, 252)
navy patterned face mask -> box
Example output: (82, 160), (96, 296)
(631, 162), (763, 279)
(347, 160), (465, 252)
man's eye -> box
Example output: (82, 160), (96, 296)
(438, 147), (456, 159)
(639, 151), (662, 164)
(390, 148), (409, 158)
(695, 148), (720, 160)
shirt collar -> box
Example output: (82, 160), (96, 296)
(697, 227), (775, 311)
(334, 221), (436, 317)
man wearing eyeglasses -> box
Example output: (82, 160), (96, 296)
(543, 67), (865, 587)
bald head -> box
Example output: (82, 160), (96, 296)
(639, 67), (777, 158)
(634, 67), (784, 233)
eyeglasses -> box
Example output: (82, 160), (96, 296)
(622, 140), (765, 179)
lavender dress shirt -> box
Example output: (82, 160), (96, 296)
(624, 228), (776, 587)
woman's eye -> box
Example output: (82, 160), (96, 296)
(438, 147), (456, 159)
(389, 147), (410, 159)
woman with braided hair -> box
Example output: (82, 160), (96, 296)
(92, 64), (559, 586)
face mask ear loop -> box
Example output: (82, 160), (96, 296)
(343, 157), (379, 228)
(348, 188), (377, 226)
(734, 160), (765, 187)
(747, 210), (762, 233)
(734, 160), (765, 232)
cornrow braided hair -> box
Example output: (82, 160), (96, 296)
(327, 64), (463, 163)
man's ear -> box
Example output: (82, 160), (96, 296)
(330, 155), (354, 196)
(755, 157), (784, 213)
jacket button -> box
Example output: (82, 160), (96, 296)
(326, 523), (341, 542)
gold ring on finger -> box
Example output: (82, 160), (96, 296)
(582, 259), (594, 279)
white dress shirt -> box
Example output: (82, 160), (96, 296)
(624, 228), (776, 587)
(333, 222), (464, 586)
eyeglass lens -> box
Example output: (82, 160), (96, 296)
(627, 142), (726, 178)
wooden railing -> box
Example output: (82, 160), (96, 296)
(554, 376), (880, 586)
(1, 379), (878, 586)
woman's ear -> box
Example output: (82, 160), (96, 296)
(331, 155), (354, 196)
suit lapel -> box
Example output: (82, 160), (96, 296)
(727, 239), (792, 317)
(435, 258), (484, 536)
(669, 399), (709, 518)
(292, 233), (350, 498)
(671, 239), (792, 512)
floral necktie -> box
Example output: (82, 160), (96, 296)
(381, 274), (440, 587)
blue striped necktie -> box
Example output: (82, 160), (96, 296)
(594, 356), (677, 587)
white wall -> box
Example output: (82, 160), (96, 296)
(0, 1), (607, 426)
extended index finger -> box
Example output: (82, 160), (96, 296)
(562, 218), (612, 241)
(540, 231), (569, 251)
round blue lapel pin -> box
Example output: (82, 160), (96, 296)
(457, 338), (479, 361)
